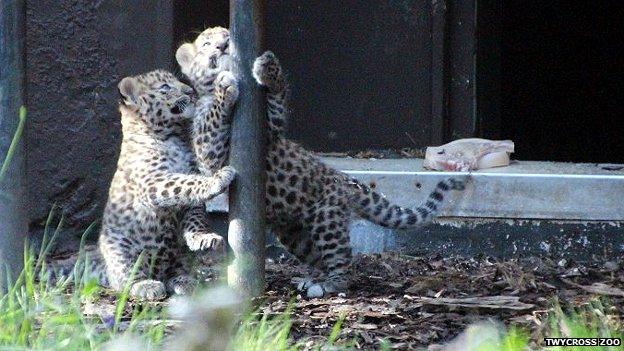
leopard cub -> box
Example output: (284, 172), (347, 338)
(179, 27), (467, 298)
(48, 70), (236, 301)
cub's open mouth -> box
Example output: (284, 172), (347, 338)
(170, 96), (190, 114)
(209, 55), (218, 69)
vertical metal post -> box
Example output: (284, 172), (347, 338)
(227, 0), (267, 298)
(0, 0), (27, 289)
(430, 0), (447, 144)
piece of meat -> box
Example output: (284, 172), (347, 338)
(423, 138), (515, 171)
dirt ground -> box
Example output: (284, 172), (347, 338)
(259, 252), (624, 350)
(84, 251), (624, 350)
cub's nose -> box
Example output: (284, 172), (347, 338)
(218, 40), (229, 52)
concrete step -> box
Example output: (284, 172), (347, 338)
(324, 157), (624, 221)
(209, 157), (624, 221)
(205, 157), (624, 260)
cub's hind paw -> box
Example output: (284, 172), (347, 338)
(252, 51), (284, 91)
(291, 277), (342, 299)
(130, 279), (167, 301)
(166, 275), (197, 296)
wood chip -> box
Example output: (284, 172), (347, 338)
(353, 323), (378, 330)
(359, 331), (374, 344)
(562, 279), (624, 297)
(404, 295), (535, 310)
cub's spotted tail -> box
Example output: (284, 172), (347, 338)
(351, 177), (466, 229)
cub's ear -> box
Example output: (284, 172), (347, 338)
(176, 43), (196, 75)
(118, 76), (141, 105)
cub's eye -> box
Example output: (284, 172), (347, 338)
(203, 41), (211, 47)
(159, 83), (171, 92)
(437, 149), (445, 155)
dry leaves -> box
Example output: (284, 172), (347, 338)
(262, 253), (624, 350)
(83, 252), (624, 350)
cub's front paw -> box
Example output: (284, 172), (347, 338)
(130, 279), (167, 301)
(185, 231), (226, 254)
(215, 71), (239, 107)
(209, 166), (236, 194)
(252, 51), (284, 91)
(291, 277), (341, 298)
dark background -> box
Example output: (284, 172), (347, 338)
(498, 1), (624, 163)
(176, 0), (624, 162)
(23, 0), (624, 240)
(176, 0), (445, 152)
(25, 1), (173, 235)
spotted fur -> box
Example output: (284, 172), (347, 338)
(49, 70), (236, 300)
(178, 28), (466, 298)
(176, 27), (240, 251)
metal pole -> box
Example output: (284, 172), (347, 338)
(430, 0), (447, 144)
(227, 0), (267, 298)
(0, 0), (27, 290)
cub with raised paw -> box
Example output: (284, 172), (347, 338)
(176, 27), (239, 252)
(48, 70), (236, 300)
(178, 27), (467, 298)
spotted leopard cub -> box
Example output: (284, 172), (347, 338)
(176, 27), (238, 176)
(179, 27), (467, 298)
(48, 70), (236, 301)
(176, 27), (239, 252)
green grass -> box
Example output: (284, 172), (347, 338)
(466, 299), (622, 351)
(0, 105), (26, 184)
(539, 299), (623, 351)
(0, 211), (346, 351)
(232, 305), (299, 351)
(473, 326), (530, 351)
(0, 213), (166, 350)
(0, 243), (346, 350)
(231, 307), (350, 351)
(0, 214), (621, 350)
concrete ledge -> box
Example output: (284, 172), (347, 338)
(197, 214), (624, 261)
(325, 157), (624, 221)
(208, 157), (624, 221)
(204, 157), (624, 259)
